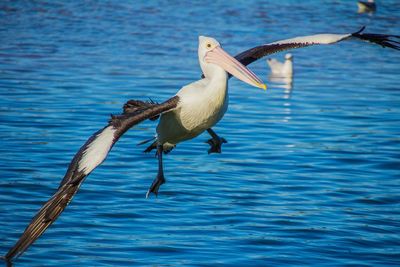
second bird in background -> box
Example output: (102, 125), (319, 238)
(267, 53), (293, 90)
(267, 53), (293, 78)
(357, 0), (376, 14)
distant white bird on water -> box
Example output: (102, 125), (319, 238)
(267, 53), (293, 77)
(358, 0), (376, 13)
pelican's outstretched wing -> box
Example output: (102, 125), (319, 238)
(234, 27), (400, 67)
(4, 96), (179, 262)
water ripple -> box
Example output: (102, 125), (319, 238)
(1, 0), (400, 266)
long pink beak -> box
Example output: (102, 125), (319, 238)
(205, 46), (267, 90)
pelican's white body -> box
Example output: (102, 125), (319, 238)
(146, 36), (266, 151)
(157, 68), (228, 150)
(151, 35), (267, 151)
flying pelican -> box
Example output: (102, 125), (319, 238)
(3, 27), (399, 263)
(267, 53), (293, 77)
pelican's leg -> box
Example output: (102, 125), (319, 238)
(146, 145), (166, 198)
(206, 128), (227, 154)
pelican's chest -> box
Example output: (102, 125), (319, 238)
(200, 85), (228, 123)
(177, 81), (229, 132)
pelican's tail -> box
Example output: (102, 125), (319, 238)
(5, 182), (83, 261)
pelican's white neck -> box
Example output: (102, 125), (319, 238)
(204, 66), (228, 90)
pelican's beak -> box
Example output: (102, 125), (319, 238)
(205, 46), (267, 90)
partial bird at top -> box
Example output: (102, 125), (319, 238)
(267, 53), (293, 78)
(3, 26), (400, 264)
(357, 0), (376, 13)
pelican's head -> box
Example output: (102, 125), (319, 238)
(285, 53), (293, 60)
(198, 36), (266, 90)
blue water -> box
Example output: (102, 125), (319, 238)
(1, 1), (400, 266)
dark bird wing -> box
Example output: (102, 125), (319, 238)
(234, 27), (400, 67)
(4, 96), (179, 262)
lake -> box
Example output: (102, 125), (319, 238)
(0, 1), (399, 266)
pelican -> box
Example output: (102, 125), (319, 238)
(3, 26), (399, 263)
(142, 36), (266, 197)
(267, 53), (293, 77)
(357, 0), (376, 13)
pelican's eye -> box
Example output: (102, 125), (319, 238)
(206, 43), (212, 49)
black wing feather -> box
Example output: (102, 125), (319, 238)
(234, 42), (311, 67)
(351, 27), (400, 50)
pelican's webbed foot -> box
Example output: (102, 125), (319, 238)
(146, 144), (166, 198)
(1, 255), (14, 267)
(206, 136), (227, 154)
(146, 174), (166, 198)
(206, 128), (227, 154)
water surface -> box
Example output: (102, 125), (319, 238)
(1, 1), (400, 266)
